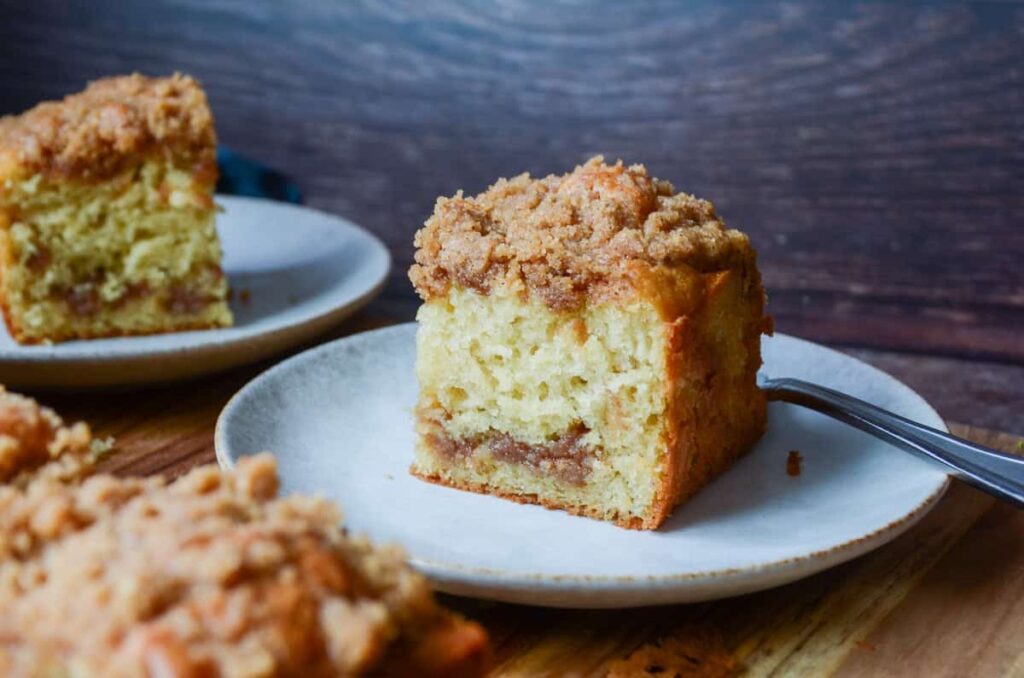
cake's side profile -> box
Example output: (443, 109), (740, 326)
(0, 390), (490, 677)
(410, 157), (769, 529)
(0, 73), (232, 343)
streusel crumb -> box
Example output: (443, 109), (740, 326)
(410, 156), (754, 310)
(0, 73), (215, 181)
(0, 385), (93, 487)
(0, 451), (489, 676)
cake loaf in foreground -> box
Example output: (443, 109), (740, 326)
(0, 388), (490, 677)
(0, 73), (232, 343)
(410, 157), (769, 529)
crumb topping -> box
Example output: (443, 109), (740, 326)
(0, 73), (216, 181)
(0, 385), (93, 486)
(0, 388), (488, 675)
(410, 156), (755, 310)
(0, 454), (487, 676)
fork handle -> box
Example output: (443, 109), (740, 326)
(761, 377), (1024, 508)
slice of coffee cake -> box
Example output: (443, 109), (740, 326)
(0, 73), (231, 343)
(410, 157), (769, 529)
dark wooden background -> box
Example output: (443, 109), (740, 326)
(1, 0), (1021, 433)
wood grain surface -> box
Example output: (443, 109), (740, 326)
(1, 0), (1021, 363)
(36, 358), (1022, 677)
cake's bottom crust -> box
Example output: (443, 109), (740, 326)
(411, 466), (654, 530)
(1, 306), (229, 344)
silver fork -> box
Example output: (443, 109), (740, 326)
(759, 376), (1024, 507)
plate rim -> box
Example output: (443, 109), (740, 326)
(215, 322), (950, 605)
(0, 196), (391, 385)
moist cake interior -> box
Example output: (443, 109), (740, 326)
(0, 156), (229, 341)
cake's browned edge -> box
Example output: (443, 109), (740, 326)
(646, 265), (769, 529)
(0, 222), (18, 345)
(2, 314), (230, 345)
(0, 270), (15, 344)
(412, 466), (652, 530)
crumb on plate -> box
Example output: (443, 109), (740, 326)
(786, 450), (802, 477)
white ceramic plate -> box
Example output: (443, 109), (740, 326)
(216, 323), (949, 608)
(0, 196), (390, 388)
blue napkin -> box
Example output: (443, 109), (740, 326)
(216, 146), (302, 204)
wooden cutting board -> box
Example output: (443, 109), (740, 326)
(449, 425), (1024, 677)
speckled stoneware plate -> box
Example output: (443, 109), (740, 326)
(216, 323), (949, 608)
(0, 196), (390, 388)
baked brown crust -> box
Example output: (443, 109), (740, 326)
(0, 73), (216, 181)
(410, 156), (755, 311)
(648, 269), (768, 528)
(412, 467), (652, 529)
(0, 306), (228, 345)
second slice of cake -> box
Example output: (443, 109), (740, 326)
(0, 73), (231, 343)
(410, 157), (769, 529)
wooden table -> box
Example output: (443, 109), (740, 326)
(5, 1), (1024, 674)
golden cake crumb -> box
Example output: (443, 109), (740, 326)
(410, 156), (754, 311)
